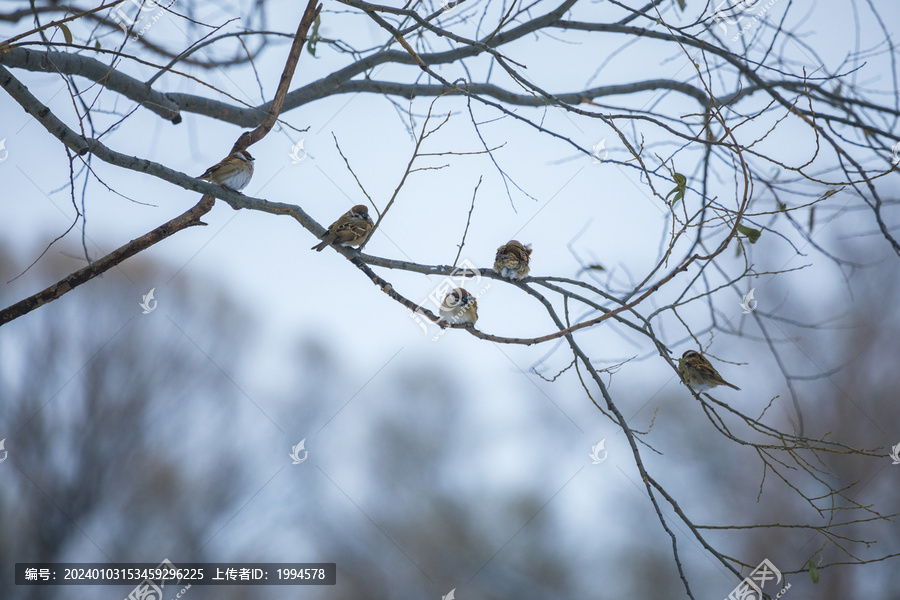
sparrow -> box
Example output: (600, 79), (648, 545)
(677, 350), (740, 391)
(198, 149), (255, 192)
(493, 240), (532, 280)
(312, 204), (374, 251)
(439, 287), (478, 326)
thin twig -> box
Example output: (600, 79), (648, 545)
(452, 175), (482, 267)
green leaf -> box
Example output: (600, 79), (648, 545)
(808, 559), (820, 584)
(736, 223), (761, 243)
(583, 264), (605, 272)
(665, 172), (687, 206)
(306, 14), (321, 57)
(676, 0), (687, 10)
(94, 40), (101, 50)
(59, 23), (73, 44)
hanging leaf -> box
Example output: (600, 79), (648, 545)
(665, 172), (687, 206)
(818, 187), (843, 201)
(59, 23), (73, 44)
(676, 0), (687, 10)
(808, 206), (816, 233)
(808, 558), (820, 584)
(94, 40), (101, 50)
(307, 14), (321, 57)
(736, 223), (761, 243)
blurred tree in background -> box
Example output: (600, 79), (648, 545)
(1, 240), (898, 599)
(2, 0), (900, 597)
(0, 245), (588, 599)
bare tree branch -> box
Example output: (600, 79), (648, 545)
(0, 194), (214, 326)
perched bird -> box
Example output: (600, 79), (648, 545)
(678, 350), (740, 391)
(439, 288), (478, 326)
(198, 149), (255, 192)
(493, 240), (532, 280)
(312, 204), (374, 251)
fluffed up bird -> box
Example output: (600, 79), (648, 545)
(677, 349), (740, 391)
(312, 204), (374, 251)
(493, 240), (532, 280)
(198, 149), (254, 192)
(439, 288), (478, 326)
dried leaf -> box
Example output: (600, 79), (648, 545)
(59, 23), (73, 44)
(818, 186), (844, 201)
(307, 15), (321, 57)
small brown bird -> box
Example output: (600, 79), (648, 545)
(678, 350), (740, 391)
(198, 149), (254, 192)
(493, 240), (532, 280)
(312, 204), (374, 251)
(439, 288), (478, 325)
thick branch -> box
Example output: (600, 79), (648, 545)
(0, 61), (326, 225)
(0, 46), (182, 123)
(0, 196), (214, 326)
